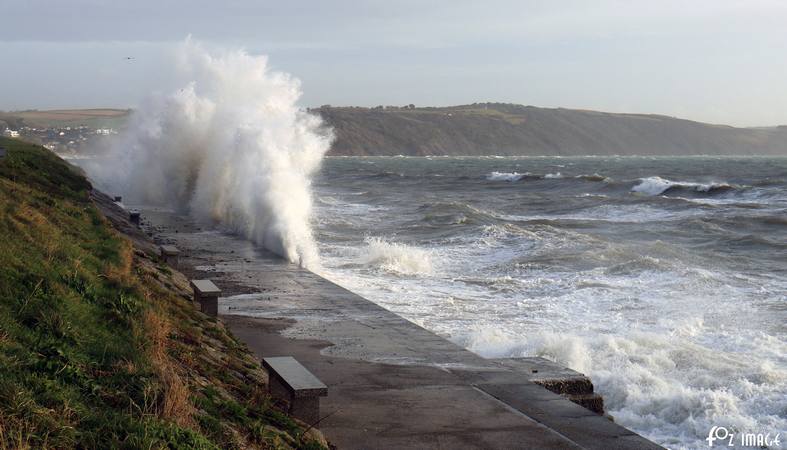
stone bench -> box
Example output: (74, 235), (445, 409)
(263, 356), (328, 425)
(128, 209), (141, 225)
(159, 245), (180, 266)
(190, 279), (221, 317)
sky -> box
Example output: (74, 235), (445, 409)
(1, 0), (786, 127)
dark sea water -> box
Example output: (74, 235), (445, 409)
(312, 156), (787, 449)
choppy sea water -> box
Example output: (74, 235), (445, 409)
(312, 156), (787, 449)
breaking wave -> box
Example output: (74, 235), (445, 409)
(459, 326), (787, 450)
(358, 237), (433, 275)
(91, 39), (333, 268)
(486, 171), (530, 181)
(314, 156), (787, 450)
(486, 171), (610, 183)
(575, 173), (611, 182)
(632, 176), (737, 196)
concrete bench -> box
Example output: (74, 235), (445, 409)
(190, 279), (221, 317)
(263, 356), (328, 425)
(128, 209), (141, 225)
(159, 245), (180, 266)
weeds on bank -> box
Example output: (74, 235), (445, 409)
(0, 137), (325, 449)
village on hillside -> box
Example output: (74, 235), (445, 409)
(0, 109), (128, 156)
(3, 125), (117, 155)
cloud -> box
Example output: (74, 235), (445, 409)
(2, 1), (786, 126)
(5, 0), (785, 45)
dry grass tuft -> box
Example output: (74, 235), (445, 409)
(20, 204), (50, 228)
(103, 237), (135, 284)
(0, 417), (33, 450)
(143, 309), (197, 429)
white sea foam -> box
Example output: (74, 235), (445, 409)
(459, 325), (787, 450)
(316, 196), (787, 449)
(90, 39), (332, 268)
(486, 171), (528, 181)
(488, 171), (609, 182)
(358, 237), (434, 275)
(632, 176), (734, 196)
(309, 156), (786, 449)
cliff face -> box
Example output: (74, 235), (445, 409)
(316, 103), (787, 156)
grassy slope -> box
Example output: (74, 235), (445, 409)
(0, 137), (325, 449)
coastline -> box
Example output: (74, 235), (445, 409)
(126, 204), (664, 449)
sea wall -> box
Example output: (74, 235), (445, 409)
(124, 203), (664, 449)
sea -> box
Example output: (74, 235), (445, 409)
(311, 155), (787, 449)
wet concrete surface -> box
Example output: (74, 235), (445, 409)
(127, 205), (663, 450)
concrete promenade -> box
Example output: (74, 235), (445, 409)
(133, 205), (663, 450)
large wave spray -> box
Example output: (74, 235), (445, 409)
(102, 40), (332, 268)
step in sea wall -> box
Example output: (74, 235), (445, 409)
(489, 357), (605, 415)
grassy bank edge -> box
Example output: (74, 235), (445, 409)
(0, 136), (327, 449)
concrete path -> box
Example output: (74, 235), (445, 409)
(138, 207), (663, 450)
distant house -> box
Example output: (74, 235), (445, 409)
(3, 129), (19, 138)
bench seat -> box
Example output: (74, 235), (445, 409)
(190, 279), (221, 317)
(263, 356), (327, 424)
(159, 245), (180, 266)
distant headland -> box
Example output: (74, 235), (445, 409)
(314, 103), (787, 156)
(3, 104), (787, 156)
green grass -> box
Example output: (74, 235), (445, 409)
(0, 137), (325, 449)
(0, 110), (130, 130)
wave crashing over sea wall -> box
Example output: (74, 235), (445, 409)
(97, 40), (332, 268)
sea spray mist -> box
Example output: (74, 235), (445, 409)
(92, 39), (333, 268)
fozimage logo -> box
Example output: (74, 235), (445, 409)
(706, 426), (782, 447)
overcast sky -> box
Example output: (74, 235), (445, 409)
(1, 0), (786, 126)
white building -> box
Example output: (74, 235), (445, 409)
(3, 129), (19, 138)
